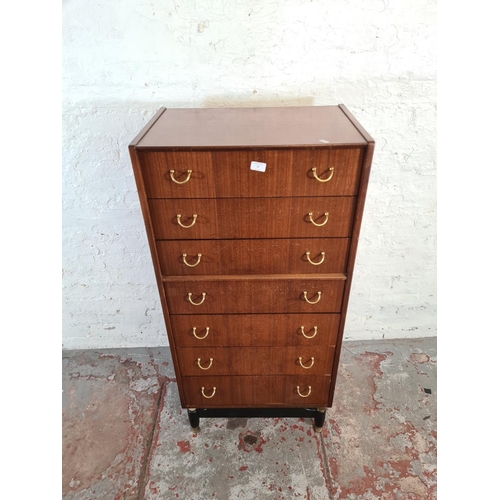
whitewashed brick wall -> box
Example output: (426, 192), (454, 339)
(62, 0), (436, 349)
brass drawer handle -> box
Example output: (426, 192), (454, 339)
(312, 167), (334, 183)
(307, 212), (329, 227)
(303, 291), (321, 304)
(192, 327), (210, 339)
(297, 386), (312, 398)
(176, 214), (198, 228)
(300, 326), (318, 339)
(305, 251), (325, 266)
(298, 357), (315, 369)
(188, 292), (206, 306)
(201, 386), (216, 399)
(169, 169), (192, 184)
(197, 358), (213, 370)
(182, 253), (202, 267)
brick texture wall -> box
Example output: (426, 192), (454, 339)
(62, 0), (436, 348)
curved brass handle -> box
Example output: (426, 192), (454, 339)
(297, 386), (312, 398)
(176, 214), (198, 228)
(305, 251), (325, 266)
(307, 212), (329, 227)
(188, 292), (206, 306)
(300, 326), (318, 339)
(303, 291), (321, 304)
(197, 358), (213, 370)
(182, 253), (202, 267)
(192, 327), (210, 340)
(169, 169), (192, 184)
(201, 386), (216, 399)
(312, 167), (334, 183)
(298, 356), (315, 369)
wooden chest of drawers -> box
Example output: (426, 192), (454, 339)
(129, 105), (374, 431)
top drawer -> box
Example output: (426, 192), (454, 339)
(139, 148), (363, 199)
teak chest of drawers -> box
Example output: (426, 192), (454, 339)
(129, 105), (374, 432)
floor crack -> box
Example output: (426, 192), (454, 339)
(137, 379), (167, 500)
(318, 419), (337, 497)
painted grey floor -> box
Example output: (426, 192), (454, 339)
(63, 337), (436, 499)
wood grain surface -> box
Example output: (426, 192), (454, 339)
(176, 346), (335, 376)
(181, 375), (332, 407)
(156, 238), (350, 276)
(135, 106), (366, 148)
(129, 105), (374, 413)
(149, 197), (356, 240)
(164, 277), (346, 314)
(139, 146), (362, 198)
(169, 313), (340, 347)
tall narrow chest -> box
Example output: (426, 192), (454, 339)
(129, 105), (374, 431)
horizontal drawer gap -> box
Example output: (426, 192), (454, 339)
(162, 273), (347, 282)
(176, 346), (337, 350)
(176, 346), (337, 349)
(169, 312), (341, 317)
(156, 237), (352, 242)
(147, 195), (358, 200)
(169, 312), (344, 316)
(155, 237), (352, 242)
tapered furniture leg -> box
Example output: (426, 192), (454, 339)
(188, 408), (200, 432)
(314, 408), (327, 432)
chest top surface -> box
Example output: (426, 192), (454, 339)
(132, 105), (369, 149)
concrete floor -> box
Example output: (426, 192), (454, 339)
(62, 338), (436, 499)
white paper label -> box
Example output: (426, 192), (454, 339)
(250, 161), (267, 172)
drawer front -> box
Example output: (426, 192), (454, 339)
(139, 148), (361, 199)
(177, 346), (334, 376)
(182, 375), (331, 407)
(164, 278), (345, 314)
(149, 197), (356, 240)
(140, 150), (293, 199)
(140, 151), (216, 199)
(209, 150), (294, 198)
(288, 197), (356, 238)
(170, 313), (340, 347)
(291, 147), (363, 196)
(156, 238), (350, 276)
(149, 199), (219, 240)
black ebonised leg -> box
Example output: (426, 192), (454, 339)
(314, 408), (327, 432)
(188, 408), (200, 432)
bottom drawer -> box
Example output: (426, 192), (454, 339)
(181, 375), (331, 408)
